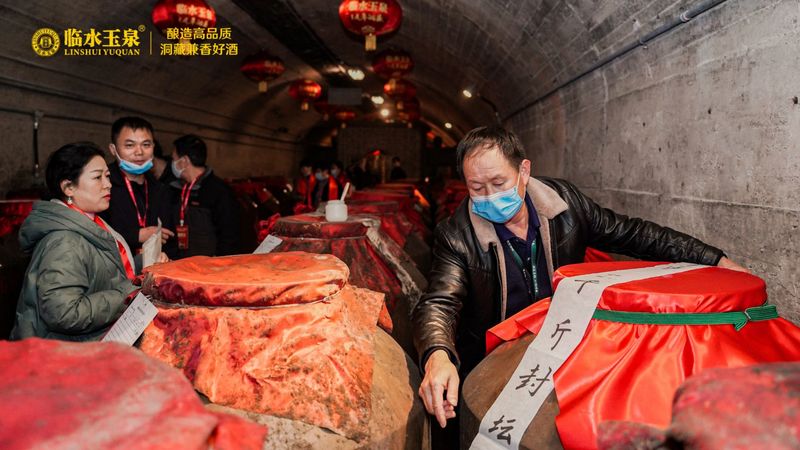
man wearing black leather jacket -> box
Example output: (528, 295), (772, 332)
(413, 126), (747, 429)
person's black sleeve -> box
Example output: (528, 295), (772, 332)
(562, 181), (724, 265)
(411, 224), (466, 370)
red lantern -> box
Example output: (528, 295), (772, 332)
(334, 108), (357, 128)
(372, 48), (413, 79)
(397, 98), (420, 125)
(339, 0), (402, 51)
(313, 94), (334, 120)
(240, 51), (285, 93)
(152, 0), (216, 35)
(289, 79), (323, 111)
(383, 79), (416, 110)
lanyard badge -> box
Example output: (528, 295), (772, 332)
(178, 179), (197, 250)
(122, 177), (149, 228)
(506, 239), (540, 299)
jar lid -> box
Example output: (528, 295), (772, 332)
(273, 213), (377, 239)
(553, 261), (766, 313)
(142, 252), (349, 307)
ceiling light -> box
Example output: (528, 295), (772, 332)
(462, 89), (473, 98)
(444, 122), (453, 129)
(371, 95), (385, 105)
(380, 108), (390, 117)
(347, 68), (365, 80)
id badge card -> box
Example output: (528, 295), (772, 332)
(177, 224), (189, 250)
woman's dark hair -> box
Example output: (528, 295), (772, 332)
(45, 142), (105, 200)
(455, 126), (526, 178)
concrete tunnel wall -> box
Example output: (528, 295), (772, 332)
(507, 0), (800, 322)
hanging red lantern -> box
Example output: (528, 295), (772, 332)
(313, 93), (334, 120)
(397, 98), (420, 126)
(339, 0), (402, 51)
(372, 48), (413, 79)
(152, 0), (216, 35)
(240, 51), (285, 93)
(334, 108), (357, 128)
(383, 79), (416, 110)
(289, 79), (323, 111)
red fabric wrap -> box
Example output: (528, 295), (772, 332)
(272, 214), (404, 314)
(344, 200), (416, 248)
(139, 252), (385, 442)
(0, 338), (266, 450)
(486, 261), (800, 450)
(351, 190), (430, 241)
(141, 286), (383, 442)
(142, 252), (348, 307)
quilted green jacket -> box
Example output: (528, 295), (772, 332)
(11, 200), (135, 341)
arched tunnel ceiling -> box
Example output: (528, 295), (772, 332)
(228, 0), (688, 141)
(4, 0), (695, 147)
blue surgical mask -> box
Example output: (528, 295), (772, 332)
(171, 159), (184, 178)
(118, 157), (153, 175)
(315, 172), (326, 181)
(331, 168), (341, 177)
(470, 171), (524, 223)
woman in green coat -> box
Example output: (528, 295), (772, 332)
(11, 142), (140, 341)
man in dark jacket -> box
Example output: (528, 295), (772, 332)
(101, 117), (176, 261)
(169, 134), (240, 257)
(413, 126), (747, 428)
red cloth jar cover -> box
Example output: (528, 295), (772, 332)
(0, 338), (266, 450)
(270, 213), (429, 357)
(139, 252), (386, 442)
(486, 261), (800, 449)
(342, 200), (416, 248)
(350, 190), (431, 241)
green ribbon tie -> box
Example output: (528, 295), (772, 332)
(592, 304), (778, 331)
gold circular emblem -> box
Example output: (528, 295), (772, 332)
(32, 28), (60, 57)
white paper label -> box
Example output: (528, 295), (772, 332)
(470, 263), (705, 450)
(141, 219), (162, 269)
(254, 234), (283, 254)
(102, 292), (158, 346)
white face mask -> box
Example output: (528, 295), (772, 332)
(171, 159), (185, 178)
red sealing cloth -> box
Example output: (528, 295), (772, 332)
(0, 338), (266, 450)
(486, 261), (800, 450)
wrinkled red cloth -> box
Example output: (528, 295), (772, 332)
(487, 261), (800, 450)
(0, 338), (266, 450)
(351, 190), (430, 241)
(597, 363), (800, 449)
(142, 252), (348, 307)
(140, 252), (385, 442)
(0, 200), (34, 237)
(272, 215), (405, 313)
(344, 200), (416, 248)
(257, 213), (282, 243)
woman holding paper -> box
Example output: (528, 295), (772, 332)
(11, 142), (166, 341)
